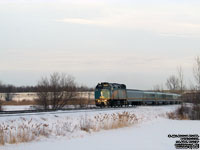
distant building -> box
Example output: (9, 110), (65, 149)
(0, 92), (94, 102)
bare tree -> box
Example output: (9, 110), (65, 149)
(178, 57), (200, 120)
(0, 100), (2, 111)
(75, 92), (92, 108)
(192, 56), (200, 119)
(0, 81), (3, 111)
(153, 84), (164, 92)
(166, 75), (179, 91)
(5, 85), (14, 101)
(36, 77), (50, 110)
(36, 72), (77, 110)
(0, 81), (3, 100)
(193, 56), (200, 90)
(177, 66), (186, 93)
(0, 83), (14, 101)
(76, 92), (86, 108)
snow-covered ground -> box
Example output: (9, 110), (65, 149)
(4, 118), (199, 150)
(2, 105), (96, 111)
(2, 105), (34, 111)
(1, 105), (200, 150)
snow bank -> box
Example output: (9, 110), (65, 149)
(0, 105), (185, 150)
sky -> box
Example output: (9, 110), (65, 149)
(0, 0), (200, 89)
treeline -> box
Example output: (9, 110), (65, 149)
(0, 82), (94, 93)
(0, 85), (37, 93)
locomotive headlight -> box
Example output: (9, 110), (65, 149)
(96, 99), (108, 103)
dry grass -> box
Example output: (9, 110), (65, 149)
(0, 118), (51, 145)
(167, 105), (189, 120)
(80, 112), (138, 132)
(167, 104), (200, 120)
(0, 111), (138, 146)
(167, 112), (188, 120)
(2, 100), (36, 106)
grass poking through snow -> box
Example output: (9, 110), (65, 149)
(0, 111), (138, 146)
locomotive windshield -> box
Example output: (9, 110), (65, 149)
(95, 89), (110, 99)
(95, 83), (111, 99)
(100, 89), (110, 99)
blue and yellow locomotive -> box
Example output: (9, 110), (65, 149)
(95, 82), (181, 107)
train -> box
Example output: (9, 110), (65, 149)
(95, 82), (181, 107)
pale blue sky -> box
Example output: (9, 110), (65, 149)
(0, 0), (200, 89)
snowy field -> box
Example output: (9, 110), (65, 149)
(2, 105), (96, 111)
(2, 105), (34, 111)
(1, 105), (200, 150)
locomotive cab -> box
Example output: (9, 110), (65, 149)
(95, 82), (127, 107)
(95, 82), (111, 107)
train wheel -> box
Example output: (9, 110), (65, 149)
(100, 103), (105, 108)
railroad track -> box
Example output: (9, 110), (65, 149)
(0, 106), (139, 117)
(0, 107), (95, 114)
(0, 104), (180, 117)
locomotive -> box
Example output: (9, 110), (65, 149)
(95, 82), (181, 107)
